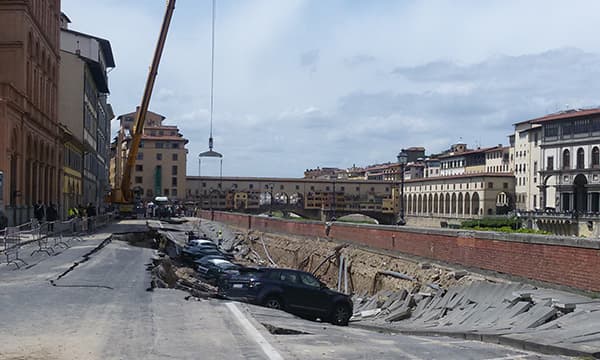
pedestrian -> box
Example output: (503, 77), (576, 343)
(68, 207), (76, 219)
(34, 200), (45, 223)
(78, 204), (86, 218)
(325, 221), (332, 236)
(46, 203), (58, 232)
(86, 203), (96, 232)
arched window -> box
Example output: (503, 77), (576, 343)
(563, 149), (570, 170)
(592, 147), (600, 168)
(577, 148), (585, 169)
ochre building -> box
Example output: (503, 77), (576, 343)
(0, 0), (61, 225)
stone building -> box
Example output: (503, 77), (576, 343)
(111, 110), (188, 202)
(509, 120), (542, 211)
(404, 173), (516, 227)
(58, 14), (115, 216)
(531, 108), (600, 213)
(0, 0), (61, 225)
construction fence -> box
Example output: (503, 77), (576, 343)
(0, 213), (115, 269)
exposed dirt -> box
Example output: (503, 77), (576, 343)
(228, 228), (488, 296)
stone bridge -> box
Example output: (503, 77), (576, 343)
(185, 176), (399, 224)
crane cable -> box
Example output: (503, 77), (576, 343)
(208, 0), (216, 151)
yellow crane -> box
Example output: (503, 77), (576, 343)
(110, 0), (176, 215)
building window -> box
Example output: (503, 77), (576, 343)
(171, 143), (179, 149)
(310, 186), (315, 191)
(156, 142), (163, 148)
(139, 141), (144, 148)
(172, 165), (177, 175)
(488, 182), (493, 189)
(172, 189), (177, 196)
(249, 184), (254, 189)
(577, 148), (585, 169)
(503, 182), (508, 189)
(172, 153), (178, 161)
(135, 165), (143, 171)
(146, 189), (153, 197)
(172, 177), (177, 186)
(157, 153), (162, 160)
(563, 149), (570, 169)
(593, 147), (600, 168)
(547, 156), (554, 170)
(135, 176), (143, 183)
(164, 189), (169, 196)
(296, 185), (300, 190)
(202, 182), (206, 187)
(137, 152), (143, 160)
(325, 186), (330, 191)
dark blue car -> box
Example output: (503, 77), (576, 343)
(220, 268), (353, 326)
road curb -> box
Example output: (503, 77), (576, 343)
(351, 322), (600, 358)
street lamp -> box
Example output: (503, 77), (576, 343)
(331, 177), (337, 221)
(268, 183), (274, 217)
(397, 149), (408, 225)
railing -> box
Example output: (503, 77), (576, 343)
(0, 213), (115, 269)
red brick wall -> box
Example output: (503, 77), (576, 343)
(200, 211), (600, 292)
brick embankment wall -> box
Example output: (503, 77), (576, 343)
(199, 210), (600, 293)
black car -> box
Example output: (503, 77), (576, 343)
(220, 268), (353, 326)
(196, 258), (241, 284)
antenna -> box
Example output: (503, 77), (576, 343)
(199, 0), (222, 177)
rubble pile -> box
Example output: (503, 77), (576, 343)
(148, 252), (218, 298)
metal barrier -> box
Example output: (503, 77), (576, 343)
(0, 212), (116, 269)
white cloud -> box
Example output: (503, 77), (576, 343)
(60, 0), (600, 177)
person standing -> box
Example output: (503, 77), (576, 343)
(34, 200), (45, 223)
(46, 203), (58, 232)
(86, 203), (97, 232)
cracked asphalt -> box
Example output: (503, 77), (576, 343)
(0, 220), (572, 359)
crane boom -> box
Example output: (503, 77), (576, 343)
(113, 0), (176, 208)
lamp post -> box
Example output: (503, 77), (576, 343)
(332, 178), (337, 221)
(268, 183), (274, 217)
(397, 149), (408, 225)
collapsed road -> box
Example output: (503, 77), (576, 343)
(0, 218), (578, 359)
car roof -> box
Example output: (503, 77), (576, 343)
(209, 259), (231, 265)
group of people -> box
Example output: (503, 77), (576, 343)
(33, 201), (98, 232)
(66, 203), (97, 220)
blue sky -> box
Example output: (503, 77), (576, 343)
(61, 0), (600, 177)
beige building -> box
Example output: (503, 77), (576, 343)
(0, 0), (62, 225)
(404, 173), (516, 226)
(509, 120), (543, 210)
(58, 14), (115, 216)
(111, 110), (188, 202)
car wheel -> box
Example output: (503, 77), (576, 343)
(330, 304), (351, 326)
(263, 296), (284, 310)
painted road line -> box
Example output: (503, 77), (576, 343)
(225, 302), (284, 360)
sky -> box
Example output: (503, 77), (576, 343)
(61, 0), (600, 177)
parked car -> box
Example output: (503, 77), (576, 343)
(181, 246), (226, 263)
(220, 268), (353, 326)
(196, 258), (241, 284)
(187, 239), (215, 247)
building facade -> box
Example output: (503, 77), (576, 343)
(111, 110), (188, 203)
(532, 108), (600, 213)
(510, 121), (542, 211)
(0, 0), (62, 225)
(58, 14), (115, 215)
(404, 173), (515, 224)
